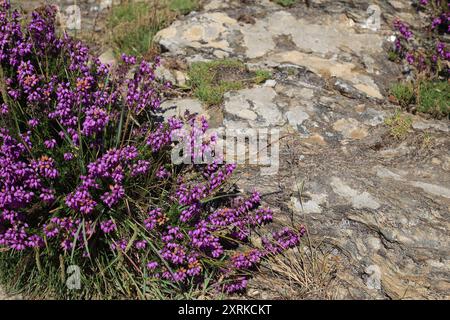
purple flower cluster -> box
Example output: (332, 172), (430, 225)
(43, 217), (95, 252)
(418, 0), (450, 33)
(66, 146), (148, 213)
(0, 3), (305, 297)
(147, 117), (183, 152)
(262, 226), (306, 255)
(0, 129), (59, 250)
(144, 208), (167, 230)
(231, 249), (263, 269)
(223, 277), (248, 294)
(394, 19), (413, 43)
(125, 56), (162, 113)
(100, 219), (117, 234)
(392, 2), (450, 77)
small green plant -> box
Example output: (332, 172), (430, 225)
(390, 82), (415, 108)
(255, 70), (272, 84)
(188, 59), (271, 105)
(387, 50), (399, 62)
(420, 132), (433, 149)
(273, 0), (299, 7)
(417, 81), (449, 116)
(390, 81), (449, 118)
(170, 0), (199, 14)
(385, 111), (413, 140)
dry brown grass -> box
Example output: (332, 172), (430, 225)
(248, 234), (340, 300)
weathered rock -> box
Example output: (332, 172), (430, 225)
(159, 98), (206, 120)
(155, 64), (176, 84)
(98, 48), (117, 66)
(155, 12), (238, 54)
(332, 118), (369, 140)
(285, 109), (310, 129)
(223, 87), (285, 128)
(330, 177), (380, 209)
(412, 119), (450, 132)
(269, 51), (383, 99)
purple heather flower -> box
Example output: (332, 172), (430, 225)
(253, 207), (273, 225)
(44, 139), (57, 149)
(66, 187), (96, 214)
(394, 19), (413, 40)
(432, 17), (442, 29)
(223, 277), (248, 294)
(189, 221), (224, 258)
(28, 118), (39, 128)
(63, 152), (74, 161)
(160, 242), (187, 265)
(232, 249), (263, 269)
(100, 184), (125, 208)
(135, 240), (147, 250)
(146, 261), (159, 270)
(100, 219), (116, 234)
(0, 103), (8, 114)
(39, 188), (55, 203)
(131, 160), (150, 177)
(144, 208), (166, 230)
(26, 234), (43, 248)
(61, 238), (74, 251)
(180, 202), (201, 222)
(121, 54), (136, 65)
(156, 166), (170, 179)
(32, 155), (59, 179)
(82, 106), (109, 137)
(111, 239), (128, 251)
(262, 227), (304, 255)
(43, 223), (59, 238)
(406, 52), (415, 64)
(0, 3), (304, 294)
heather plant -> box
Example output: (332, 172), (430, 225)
(391, 1), (449, 78)
(389, 1), (449, 117)
(0, 2), (303, 298)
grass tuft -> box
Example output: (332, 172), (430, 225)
(417, 80), (449, 117)
(107, 0), (198, 58)
(254, 70), (272, 84)
(273, 0), (299, 7)
(169, 0), (199, 14)
(187, 59), (272, 105)
(384, 111), (413, 140)
(387, 50), (399, 62)
(390, 80), (449, 118)
(390, 82), (415, 108)
(251, 236), (338, 299)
